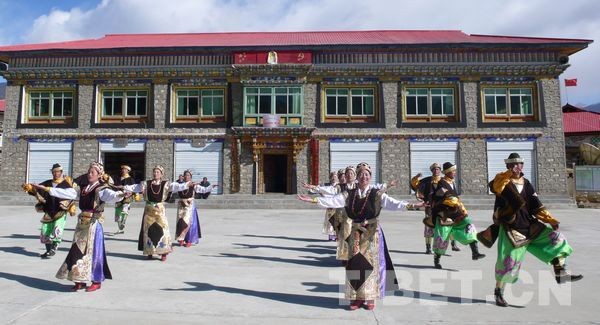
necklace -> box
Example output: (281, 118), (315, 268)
(81, 182), (98, 196)
(150, 181), (162, 195)
(350, 188), (371, 220)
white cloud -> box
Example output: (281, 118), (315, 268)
(14, 0), (600, 105)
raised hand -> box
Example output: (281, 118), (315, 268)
(297, 194), (315, 203)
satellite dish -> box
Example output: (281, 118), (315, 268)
(579, 143), (600, 165)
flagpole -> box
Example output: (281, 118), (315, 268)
(565, 81), (569, 104)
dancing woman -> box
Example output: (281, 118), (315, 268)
(175, 170), (216, 247)
(125, 165), (196, 261)
(32, 162), (128, 292)
(298, 162), (424, 310)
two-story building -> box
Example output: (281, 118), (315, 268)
(0, 30), (592, 196)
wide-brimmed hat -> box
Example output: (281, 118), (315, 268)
(504, 152), (524, 164)
(442, 162), (456, 174)
(50, 163), (63, 172)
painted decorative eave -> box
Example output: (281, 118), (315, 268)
(231, 127), (316, 138)
(15, 130), (544, 140)
(1, 63), (568, 82)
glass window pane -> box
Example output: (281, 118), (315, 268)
(187, 97), (197, 115)
(275, 95), (287, 114)
(326, 89), (336, 95)
(485, 96), (495, 115)
(522, 96), (532, 115)
(432, 97), (442, 115)
(443, 96), (454, 115)
(510, 96), (521, 115)
(326, 97), (337, 115)
(259, 96), (271, 114)
(63, 98), (73, 116)
(291, 94), (301, 114)
(246, 95), (257, 114)
(259, 88), (271, 94)
(127, 98), (136, 116)
(213, 97), (224, 115)
(406, 97), (417, 115)
(127, 91), (137, 97)
(189, 90), (198, 97)
(417, 97), (427, 115)
(113, 91), (123, 97)
(338, 97), (348, 115)
(202, 97), (211, 116)
(246, 87), (257, 95)
(496, 96), (507, 115)
(364, 97), (373, 115)
(351, 96), (362, 115)
(178, 98), (186, 116)
(53, 99), (63, 117)
(275, 88), (287, 94)
(431, 89), (442, 95)
(104, 98), (113, 116)
(113, 98), (123, 115)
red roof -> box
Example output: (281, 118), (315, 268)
(563, 111), (600, 134)
(0, 30), (592, 52)
(0, 99), (5, 112)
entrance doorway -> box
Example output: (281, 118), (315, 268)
(102, 152), (146, 183)
(263, 154), (288, 193)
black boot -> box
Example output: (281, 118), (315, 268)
(40, 244), (54, 259)
(434, 253), (442, 269)
(554, 265), (583, 284)
(425, 244), (432, 255)
(470, 242), (485, 260)
(451, 240), (460, 251)
(494, 287), (508, 307)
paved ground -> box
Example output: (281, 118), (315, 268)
(0, 204), (598, 324)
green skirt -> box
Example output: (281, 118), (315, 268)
(433, 216), (478, 255)
(495, 225), (573, 283)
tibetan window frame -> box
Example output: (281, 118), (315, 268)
(243, 86), (304, 126)
(481, 85), (539, 123)
(96, 87), (150, 124)
(22, 88), (75, 125)
(170, 86), (227, 124)
(321, 85), (378, 123)
(401, 85), (459, 123)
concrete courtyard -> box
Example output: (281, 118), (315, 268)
(0, 204), (598, 324)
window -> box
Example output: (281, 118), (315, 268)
(173, 88), (225, 123)
(323, 87), (376, 123)
(483, 87), (536, 122)
(99, 89), (148, 123)
(404, 87), (457, 122)
(244, 86), (303, 126)
(26, 90), (74, 123)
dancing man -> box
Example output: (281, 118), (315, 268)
(480, 153), (582, 307)
(431, 162), (485, 269)
(23, 163), (75, 259)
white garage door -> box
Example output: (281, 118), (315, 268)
(487, 140), (536, 191)
(27, 142), (73, 183)
(410, 141), (458, 189)
(174, 140), (223, 194)
(330, 141), (380, 184)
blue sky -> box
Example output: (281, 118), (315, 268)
(0, 0), (598, 106)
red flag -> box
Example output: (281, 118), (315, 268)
(565, 78), (578, 87)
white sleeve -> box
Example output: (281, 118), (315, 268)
(371, 183), (386, 190)
(315, 185), (339, 195)
(169, 181), (191, 192)
(194, 185), (213, 194)
(316, 194), (346, 208)
(98, 188), (125, 203)
(123, 183), (143, 193)
(48, 187), (78, 200)
(380, 193), (409, 211)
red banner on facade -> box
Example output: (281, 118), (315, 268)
(565, 78), (578, 87)
(234, 51), (312, 64)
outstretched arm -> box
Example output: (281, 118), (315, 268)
(297, 193), (346, 208)
(33, 183), (78, 200)
(380, 193), (425, 211)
